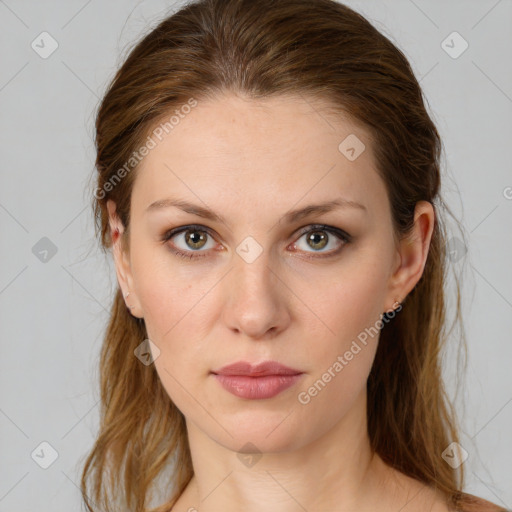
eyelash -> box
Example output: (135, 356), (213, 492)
(161, 224), (352, 261)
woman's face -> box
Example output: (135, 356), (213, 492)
(108, 92), (425, 453)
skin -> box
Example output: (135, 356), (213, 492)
(107, 92), (447, 511)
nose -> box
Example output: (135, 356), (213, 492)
(221, 245), (291, 340)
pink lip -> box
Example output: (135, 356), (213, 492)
(212, 360), (302, 376)
(211, 361), (304, 399)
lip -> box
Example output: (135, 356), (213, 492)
(212, 360), (302, 376)
(211, 361), (304, 400)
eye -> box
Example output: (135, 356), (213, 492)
(161, 224), (351, 260)
(161, 225), (216, 259)
(291, 224), (351, 259)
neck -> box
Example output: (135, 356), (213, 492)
(179, 389), (390, 512)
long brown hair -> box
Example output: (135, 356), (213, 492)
(82, 0), (503, 510)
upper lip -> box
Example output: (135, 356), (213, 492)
(212, 360), (302, 377)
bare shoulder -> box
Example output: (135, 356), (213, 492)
(396, 487), (508, 512)
(454, 492), (510, 512)
(377, 465), (507, 512)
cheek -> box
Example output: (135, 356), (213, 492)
(294, 257), (388, 402)
(303, 262), (386, 349)
(131, 244), (199, 333)
(132, 257), (209, 408)
(294, 278), (384, 422)
(305, 287), (381, 390)
(130, 246), (220, 386)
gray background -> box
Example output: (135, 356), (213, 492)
(0, 0), (511, 510)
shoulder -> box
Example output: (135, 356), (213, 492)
(454, 492), (509, 512)
(383, 469), (507, 512)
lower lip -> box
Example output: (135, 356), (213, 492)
(213, 374), (303, 399)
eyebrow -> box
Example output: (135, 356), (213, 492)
(145, 197), (367, 224)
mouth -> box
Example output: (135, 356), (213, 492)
(211, 360), (304, 400)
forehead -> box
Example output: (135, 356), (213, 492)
(131, 93), (388, 221)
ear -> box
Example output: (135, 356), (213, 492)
(106, 199), (143, 318)
(384, 200), (435, 313)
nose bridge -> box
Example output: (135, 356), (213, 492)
(232, 235), (277, 300)
(223, 234), (288, 338)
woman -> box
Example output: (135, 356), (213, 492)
(81, 0), (507, 511)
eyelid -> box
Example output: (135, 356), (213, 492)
(295, 224), (351, 243)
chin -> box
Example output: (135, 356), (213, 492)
(209, 408), (316, 454)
